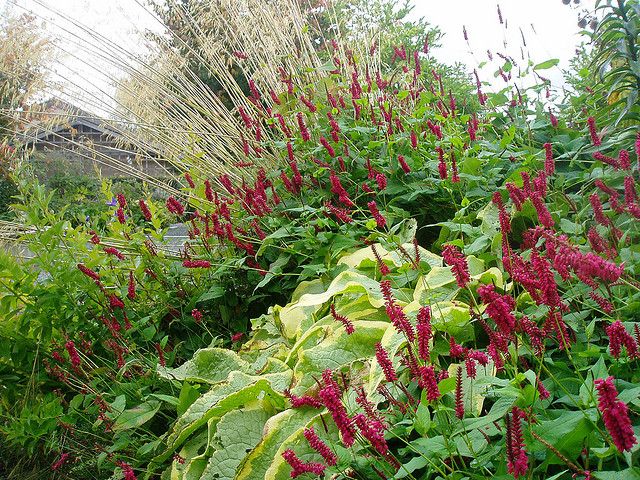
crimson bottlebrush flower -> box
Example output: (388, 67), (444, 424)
(51, 452), (70, 471)
(286, 142), (295, 163)
(506, 182), (526, 210)
(296, 112), (310, 141)
(619, 149), (631, 170)
(184, 172), (195, 188)
(587, 117), (601, 146)
(78, 264), (100, 282)
(238, 106), (253, 130)
(103, 247), (124, 260)
(330, 304), (354, 334)
(282, 449), (325, 478)
(109, 294), (125, 310)
(537, 377), (550, 400)
(375, 172), (387, 190)
(590, 193), (610, 226)
(166, 196), (184, 216)
(549, 108), (558, 127)
(231, 332), (244, 343)
(506, 407), (529, 478)
(268, 89), (281, 105)
(182, 259), (211, 268)
(138, 199), (152, 221)
(375, 342), (397, 383)
(543, 143), (555, 175)
(595, 376), (637, 452)
(455, 366), (464, 419)
(398, 155), (411, 174)
(127, 271), (136, 300)
(325, 201), (353, 223)
(492, 191), (511, 234)
(450, 152), (460, 182)
(89, 230), (100, 244)
(410, 130), (418, 149)
(232, 50), (247, 59)
(449, 336), (465, 358)
(531, 251), (562, 309)
(116, 193), (127, 208)
(299, 95), (316, 113)
(531, 194), (554, 228)
(371, 244), (390, 275)
(593, 151), (619, 169)
(417, 306), (432, 361)
(116, 207), (125, 224)
(319, 369), (356, 446)
(590, 291), (613, 314)
(368, 201), (386, 229)
(65, 341), (81, 368)
(319, 136), (335, 157)
(303, 427), (337, 466)
(203, 180), (214, 202)
(420, 365), (441, 402)
(441, 244), (470, 288)
(465, 357), (477, 379)
(624, 176), (638, 207)
(436, 146), (447, 179)
(284, 390), (323, 409)
(478, 284), (517, 336)
(606, 320), (639, 359)
(354, 413), (389, 456)
(154, 342), (166, 367)
(191, 309), (203, 323)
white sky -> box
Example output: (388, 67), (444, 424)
(1, 0), (597, 114)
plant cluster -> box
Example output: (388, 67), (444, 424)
(1, 1), (640, 480)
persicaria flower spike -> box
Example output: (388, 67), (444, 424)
(595, 376), (637, 452)
(138, 199), (152, 221)
(281, 450), (325, 478)
(506, 407), (529, 478)
(318, 369), (356, 446)
(416, 306), (432, 361)
(375, 342), (397, 383)
(441, 244), (470, 288)
(606, 320), (639, 359)
(303, 427), (337, 466)
(330, 304), (354, 334)
(587, 116), (601, 146)
(368, 200), (386, 229)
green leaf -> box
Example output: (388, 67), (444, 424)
(200, 407), (272, 480)
(236, 409), (320, 480)
(533, 58), (560, 70)
(112, 400), (160, 432)
(158, 348), (251, 384)
(197, 285), (226, 302)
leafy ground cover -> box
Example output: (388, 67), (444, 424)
(1, 1), (640, 479)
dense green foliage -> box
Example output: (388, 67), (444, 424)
(2, 1), (640, 480)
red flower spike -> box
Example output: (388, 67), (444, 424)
(478, 284), (517, 336)
(587, 117), (601, 146)
(371, 244), (390, 276)
(77, 264), (100, 282)
(104, 246), (125, 260)
(420, 365), (441, 402)
(191, 309), (203, 324)
(375, 342), (397, 383)
(506, 407), (529, 478)
(455, 367), (464, 419)
(368, 201), (386, 229)
(606, 320), (639, 359)
(166, 197), (185, 216)
(303, 427), (337, 466)
(138, 199), (152, 221)
(318, 369), (356, 446)
(441, 244), (470, 288)
(127, 271), (136, 300)
(543, 143), (555, 176)
(330, 304), (354, 334)
(375, 172), (387, 190)
(354, 413), (389, 456)
(416, 306), (432, 361)
(595, 376), (637, 452)
(285, 390), (323, 409)
(182, 260), (211, 268)
(398, 155), (411, 174)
